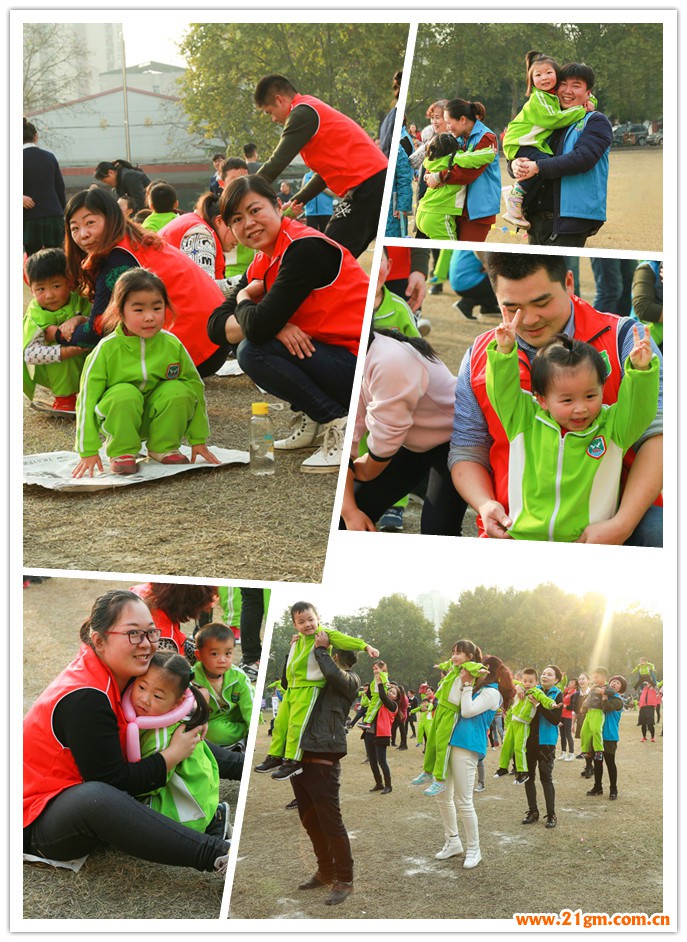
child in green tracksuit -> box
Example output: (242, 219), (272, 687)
(494, 669), (559, 783)
(486, 311), (659, 543)
(631, 657), (657, 691)
(412, 640), (488, 796)
(131, 653), (224, 836)
(253, 601), (379, 780)
(413, 696), (435, 750)
(415, 133), (496, 240)
(23, 248), (91, 411)
(579, 667), (613, 760)
(502, 51), (596, 227)
(73, 269), (220, 479)
(192, 623), (254, 748)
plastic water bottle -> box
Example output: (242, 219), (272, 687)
(250, 402), (275, 475)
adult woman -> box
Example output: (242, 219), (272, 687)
(586, 674), (626, 800)
(130, 583), (218, 659)
(23, 590), (229, 873)
(558, 677), (578, 760)
(638, 682), (660, 742)
(433, 655), (514, 868)
(340, 330), (467, 535)
(95, 159), (151, 211)
(363, 667), (399, 795)
(423, 99), (501, 243)
(521, 665), (564, 829)
(390, 683), (409, 750)
(160, 192), (254, 295)
(409, 100), (449, 211)
(207, 175), (368, 473)
(63, 187), (229, 376)
(572, 672), (592, 741)
(631, 260), (663, 351)
(23, 118), (66, 256)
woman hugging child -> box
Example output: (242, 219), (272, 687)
(73, 268), (220, 478)
(127, 652), (229, 839)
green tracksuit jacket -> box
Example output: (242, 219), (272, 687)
(485, 343), (660, 542)
(503, 90), (591, 160)
(423, 660), (485, 781)
(498, 685), (557, 772)
(192, 662), (254, 747)
(372, 286), (420, 337)
(23, 293), (91, 399)
(416, 149), (495, 239)
(75, 324), (209, 458)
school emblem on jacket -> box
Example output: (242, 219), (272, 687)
(587, 435), (607, 460)
(231, 692), (240, 703)
(165, 362), (180, 379)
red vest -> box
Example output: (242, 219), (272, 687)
(116, 234), (223, 366)
(385, 247), (410, 280)
(158, 212), (225, 279)
(130, 584), (186, 653)
(469, 296), (654, 535)
(375, 704), (395, 738)
(291, 93), (387, 197)
(23, 645), (126, 827)
(245, 217), (367, 355)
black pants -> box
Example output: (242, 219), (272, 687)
(341, 442), (466, 536)
(291, 760), (353, 883)
(197, 341), (234, 378)
(526, 214), (591, 247)
(391, 714), (407, 748)
(454, 277), (499, 313)
(325, 169), (387, 259)
(407, 714), (416, 737)
(305, 214), (331, 233)
(363, 732), (391, 787)
(206, 740), (244, 780)
(24, 781), (227, 871)
(559, 716), (574, 753)
(524, 743), (556, 817)
(593, 740), (618, 791)
(239, 587), (264, 664)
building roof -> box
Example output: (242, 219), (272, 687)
(100, 60), (186, 77)
(26, 85), (179, 117)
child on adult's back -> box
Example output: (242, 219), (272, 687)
(73, 269), (220, 478)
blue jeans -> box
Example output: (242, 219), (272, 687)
(237, 337), (357, 424)
(624, 504), (663, 548)
(590, 259), (637, 316)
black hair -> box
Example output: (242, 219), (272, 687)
(558, 62), (595, 91)
(531, 334), (607, 397)
(79, 589), (148, 646)
(521, 667), (539, 678)
(101, 268), (174, 334)
(221, 157), (248, 178)
(147, 652), (209, 730)
(254, 73), (297, 105)
(117, 194), (137, 215)
(444, 98), (487, 123)
(452, 639), (483, 661)
(609, 674), (628, 694)
(243, 142), (258, 158)
(477, 655), (516, 713)
(485, 252), (569, 290)
(194, 191), (222, 227)
(148, 182), (178, 214)
(134, 208), (153, 224)
(220, 174), (279, 224)
(333, 648), (358, 669)
(543, 664), (563, 683)
(426, 132), (460, 163)
(23, 117), (38, 143)
(212, 152), (225, 162)
(25, 247), (68, 284)
(371, 328), (440, 363)
(195, 622), (235, 649)
(290, 600), (317, 619)
(525, 50), (561, 96)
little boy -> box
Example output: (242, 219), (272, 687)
(579, 666), (614, 762)
(192, 623), (254, 749)
(23, 247), (91, 411)
(373, 248), (422, 338)
(494, 668), (559, 784)
(142, 183), (180, 231)
(254, 601), (379, 780)
(631, 656), (657, 691)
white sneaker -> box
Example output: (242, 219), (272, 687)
(565, 753), (575, 761)
(274, 411), (321, 450)
(435, 835), (464, 859)
(300, 416), (346, 474)
(463, 847), (482, 869)
(557, 753), (567, 761)
(214, 852), (230, 877)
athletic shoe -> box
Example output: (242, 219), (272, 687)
(609, 790), (618, 801)
(369, 783), (383, 792)
(417, 317), (432, 336)
(474, 782), (485, 793)
(463, 847), (482, 869)
(411, 771), (433, 785)
(651, 738), (656, 743)
(453, 298), (478, 320)
(238, 660), (259, 683)
(285, 797), (299, 810)
(545, 813), (558, 829)
(274, 411), (321, 450)
(379, 507), (404, 532)
(52, 394), (77, 411)
(641, 737), (647, 742)
(557, 753), (568, 761)
(381, 785), (392, 794)
(429, 283), (443, 295)
(214, 852), (230, 876)
(254, 755), (282, 773)
(423, 781), (446, 797)
(206, 801), (232, 839)
(147, 450), (190, 464)
(565, 753), (575, 761)
(271, 759), (303, 781)
(435, 835), (464, 859)
(110, 454), (138, 475)
(325, 881), (353, 905)
(301, 416), (346, 473)
(493, 768), (509, 778)
(514, 772), (529, 785)
(580, 769), (594, 779)
(522, 810), (539, 825)
(502, 191), (531, 230)
(586, 786), (603, 796)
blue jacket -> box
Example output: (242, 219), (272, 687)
(449, 250), (487, 293)
(537, 685), (562, 746)
(302, 171), (334, 217)
(601, 693), (623, 742)
(461, 120), (502, 220)
(449, 683), (500, 759)
(385, 143), (414, 237)
(558, 113), (610, 221)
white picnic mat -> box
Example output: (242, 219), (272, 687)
(23, 445), (249, 492)
(23, 852), (89, 872)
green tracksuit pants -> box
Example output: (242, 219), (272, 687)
(423, 704), (460, 782)
(415, 206), (460, 241)
(95, 380), (198, 458)
(268, 686), (321, 762)
(499, 719), (530, 772)
(207, 712), (248, 749)
(580, 709), (605, 753)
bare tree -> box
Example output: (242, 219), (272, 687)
(23, 23), (94, 112)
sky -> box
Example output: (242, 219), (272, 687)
(122, 22), (188, 69)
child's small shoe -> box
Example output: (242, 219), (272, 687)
(147, 449), (190, 465)
(110, 454), (138, 475)
(493, 768), (509, 778)
(474, 782), (485, 792)
(502, 190), (531, 230)
(411, 771), (433, 785)
(271, 759), (302, 781)
(254, 755), (282, 773)
(423, 780), (446, 797)
(513, 772), (529, 785)
(52, 394), (77, 412)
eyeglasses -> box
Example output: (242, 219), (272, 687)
(108, 628), (162, 645)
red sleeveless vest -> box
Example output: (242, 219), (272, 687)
(23, 645), (126, 827)
(130, 584), (186, 653)
(291, 93), (387, 197)
(245, 217), (368, 355)
(158, 212), (225, 279)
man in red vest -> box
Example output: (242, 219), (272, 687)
(450, 253), (663, 546)
(254, 73), (388, 258)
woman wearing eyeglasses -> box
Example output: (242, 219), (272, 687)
(23, 589), (229, 874)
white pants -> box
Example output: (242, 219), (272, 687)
(434, 746), (479, 851)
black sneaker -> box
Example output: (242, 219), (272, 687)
(493, 768), (509, 778)
(453, 298), (477, 320)
(254, 755), (282, 773)
(609, 790), (618, 801)
(429, 283), (443, 295)
(545, 813), (558, 829)
(271, 759), (303, 781)
(239, 660), (259, 683)
(513, 772), (530, 785)
(206, 801), (232, 839)
(586, 786), (603, 796)
(580, 768), (594, 779)
(522, 810), (539, 824)
(285, 797), (299, 810)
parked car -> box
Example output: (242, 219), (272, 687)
(647, 130), (663, 146)
(612, 123), (649, 146)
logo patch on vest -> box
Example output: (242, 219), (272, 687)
(598, 350), (612, 379)
(165, 362), (180, 380)
(587, 435), (606, 460)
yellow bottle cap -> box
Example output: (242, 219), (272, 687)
(252, 402), (269, 415)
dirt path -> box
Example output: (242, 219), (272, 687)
(230, 719), (663, 921)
